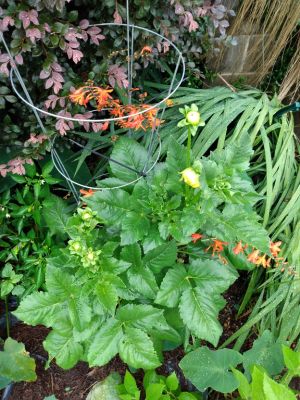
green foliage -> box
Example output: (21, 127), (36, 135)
(86, 373), (121, 400)
(181, 339), (300, 397)
(0, 163), (71, 298)
(13, 135), (272, 370)
(157, 85), (300, 349)
(114, 370), (200, 400)
(0, 338), (37, 385)
(233, 365), (297, 400)
(179, 347), (243, 393)
(242, 330), (284, 377)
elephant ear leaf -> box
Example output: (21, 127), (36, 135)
(179, 347), (243, 393)
(0, 338), (37, 383)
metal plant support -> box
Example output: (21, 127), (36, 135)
(0, 0), (185, 203)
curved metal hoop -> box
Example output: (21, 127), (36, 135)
(10, 23), (185, 124)
(51, 133), (162, 190)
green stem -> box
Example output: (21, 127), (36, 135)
(185, 126), (192, 201)
(187, 126), (192, 167)
(281, 370), (294, 386)
(5, 296), (10, 337)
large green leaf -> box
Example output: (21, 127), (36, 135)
(46, 266), (78, 299)
(204, 205), (270, 253)
(118, 326), (161, 369)
(127, 265), (158, 299)
(155, 265), (190, 307)
(0, 338), (36, 382)
(110, 137), (149, 182)
(88, 319), (123, 366)
(143, 241), (177, 274)
(42, 194), (72, 237)
(94, 280), (118, 315)
(13, 292), (62, 326)
(243, 330), (284, 376)
(86, 189), (134, 224)
(211, 133), (253, 172)
(187, 260), (237, 293)
(179, 288), (225, 346)
(179, 347), (243, 393)
(121, 211), (150, 245)
(116, 304), (163, 330)
(44, 317), (83, 369)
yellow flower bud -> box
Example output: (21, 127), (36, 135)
(186, 110), (201, 126)
(180, 168), (201, 189)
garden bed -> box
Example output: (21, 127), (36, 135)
(1, 277), (252, 400)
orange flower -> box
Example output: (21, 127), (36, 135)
(69, 87), (90, 106)
(191, 233), (204, 243)
(270, 241), (282, 257)
(165, 99), (174, 107)
(206, 239), (228, 256)
(247, 249), (260, 263)
(141, 46), (152, 55)
(233, 241), (244, 255)
(80, 189), (95, 198)
(101, 121), (109, 131)
(94, 87), (114, 110)
(255, 254), (271, 268)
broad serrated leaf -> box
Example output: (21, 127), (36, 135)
(68, 294), (92, 332)
(116, 304), (163, 330)
(204, 205), (270, 253)
(143, 241), (177, 274)
(94, 280), (118, 315)
(121, 243), (142, 267)
(86, 189), (134, 224)
(44, 317), (83, 369)
(179, 288), (225, 346)
(127, 265), (158, 299)
(42, 194), (72, 237)
(211, 133), (253, 172)
(121, 211), (150, 245)
(46, 266), (78, 298)
(243, 330), (284, 376)
(0, 338), (36, 382)
(13, 292), (62, 326)
(187, 260), (237, 293)
(155, 265), (190, 307)
(88, 319), (123, 366)
(179, 347), (243, 393)
(119, 327), (160, 369)
(110, 137), (149, 182)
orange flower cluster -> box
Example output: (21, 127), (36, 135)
(80, 189), (95, 198)
(191, 233), (289, 270)
(69, 84), (162, 131)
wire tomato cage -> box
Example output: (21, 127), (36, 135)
(0, 1), (185, 203)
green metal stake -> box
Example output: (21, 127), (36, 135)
(274, 101), (300, 119)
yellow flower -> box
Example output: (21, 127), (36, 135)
(180, 168), (200, 189)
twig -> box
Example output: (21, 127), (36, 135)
(217, 74), (237, 92)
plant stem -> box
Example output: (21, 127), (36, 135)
(185, 126), (192, 200)
(187, 126), (192, 167)
(5, 296), (10, 337)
